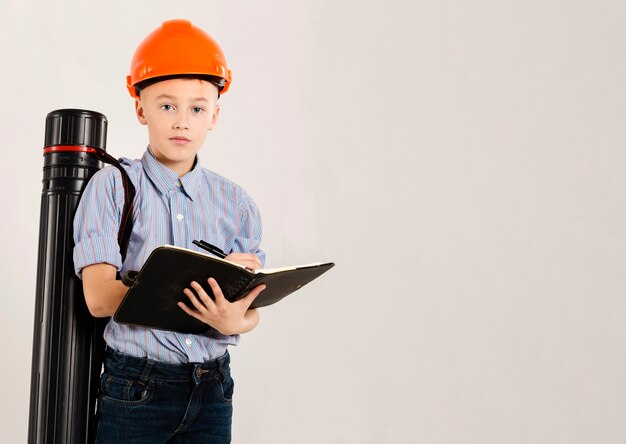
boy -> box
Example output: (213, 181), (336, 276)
(73, 19), (266, 443)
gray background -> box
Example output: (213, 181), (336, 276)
(2, 0), (626, 442)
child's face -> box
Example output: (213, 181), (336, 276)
(135, 78), (220, 176)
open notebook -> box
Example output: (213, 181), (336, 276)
(114, 245), (335, 334)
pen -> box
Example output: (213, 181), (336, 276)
(192, 240), (227, 258)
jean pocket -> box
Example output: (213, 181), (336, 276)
(218, 369), (234, 403)
(100, 373), (154, 407)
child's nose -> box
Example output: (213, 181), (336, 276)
(173, 112), (189, 130)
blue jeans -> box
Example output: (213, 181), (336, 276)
(95, 348), (234, 443)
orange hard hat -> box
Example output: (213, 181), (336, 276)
(126, 19), (232, 98)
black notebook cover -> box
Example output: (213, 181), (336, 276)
(114, 245), (335, 334)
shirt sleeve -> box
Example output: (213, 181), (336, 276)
(73, 166), (125, 278)
(233, 189), (266, 266)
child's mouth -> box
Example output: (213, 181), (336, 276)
(170, 137), (191, 145)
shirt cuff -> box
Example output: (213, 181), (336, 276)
(73, 236), (123, 278)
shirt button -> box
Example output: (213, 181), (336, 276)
(185, 338), (192, 346)
(175, 180), (181, 187)
(177, 213), (184, 221)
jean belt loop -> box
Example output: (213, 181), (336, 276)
(139, 359), (155, 383)
(217, 351), (228, 380)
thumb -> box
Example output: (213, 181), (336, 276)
(240, 284), (266, 309)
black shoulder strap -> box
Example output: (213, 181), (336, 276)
(92, 149), (136, 263)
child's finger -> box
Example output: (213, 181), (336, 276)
(207, 277), (226, 304)
(224, 253), (262, 270)
(244, 256), (262, 270)
(177, 301), (202, 321)
(183, 287), (205, 312)
(191, 281), (215, 310)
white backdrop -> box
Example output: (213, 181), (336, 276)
(2, 1), (626, 443)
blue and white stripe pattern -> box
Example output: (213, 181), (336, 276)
(73, 147), (265, 363)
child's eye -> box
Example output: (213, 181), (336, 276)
(192, 107), (204, 114)
(161, 104), (174, 111)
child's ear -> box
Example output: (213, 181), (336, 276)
(208, 103), (221, 131)
(135, 100), (148, 125)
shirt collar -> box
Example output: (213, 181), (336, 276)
(141, 147), (203, 201)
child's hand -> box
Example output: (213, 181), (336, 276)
(178, 277), (265, 335)
(223, 252), (262, 270)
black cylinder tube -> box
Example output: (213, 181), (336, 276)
(29, 109), (108, 444)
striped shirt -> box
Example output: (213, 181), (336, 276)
(73, 147), (265, 363)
